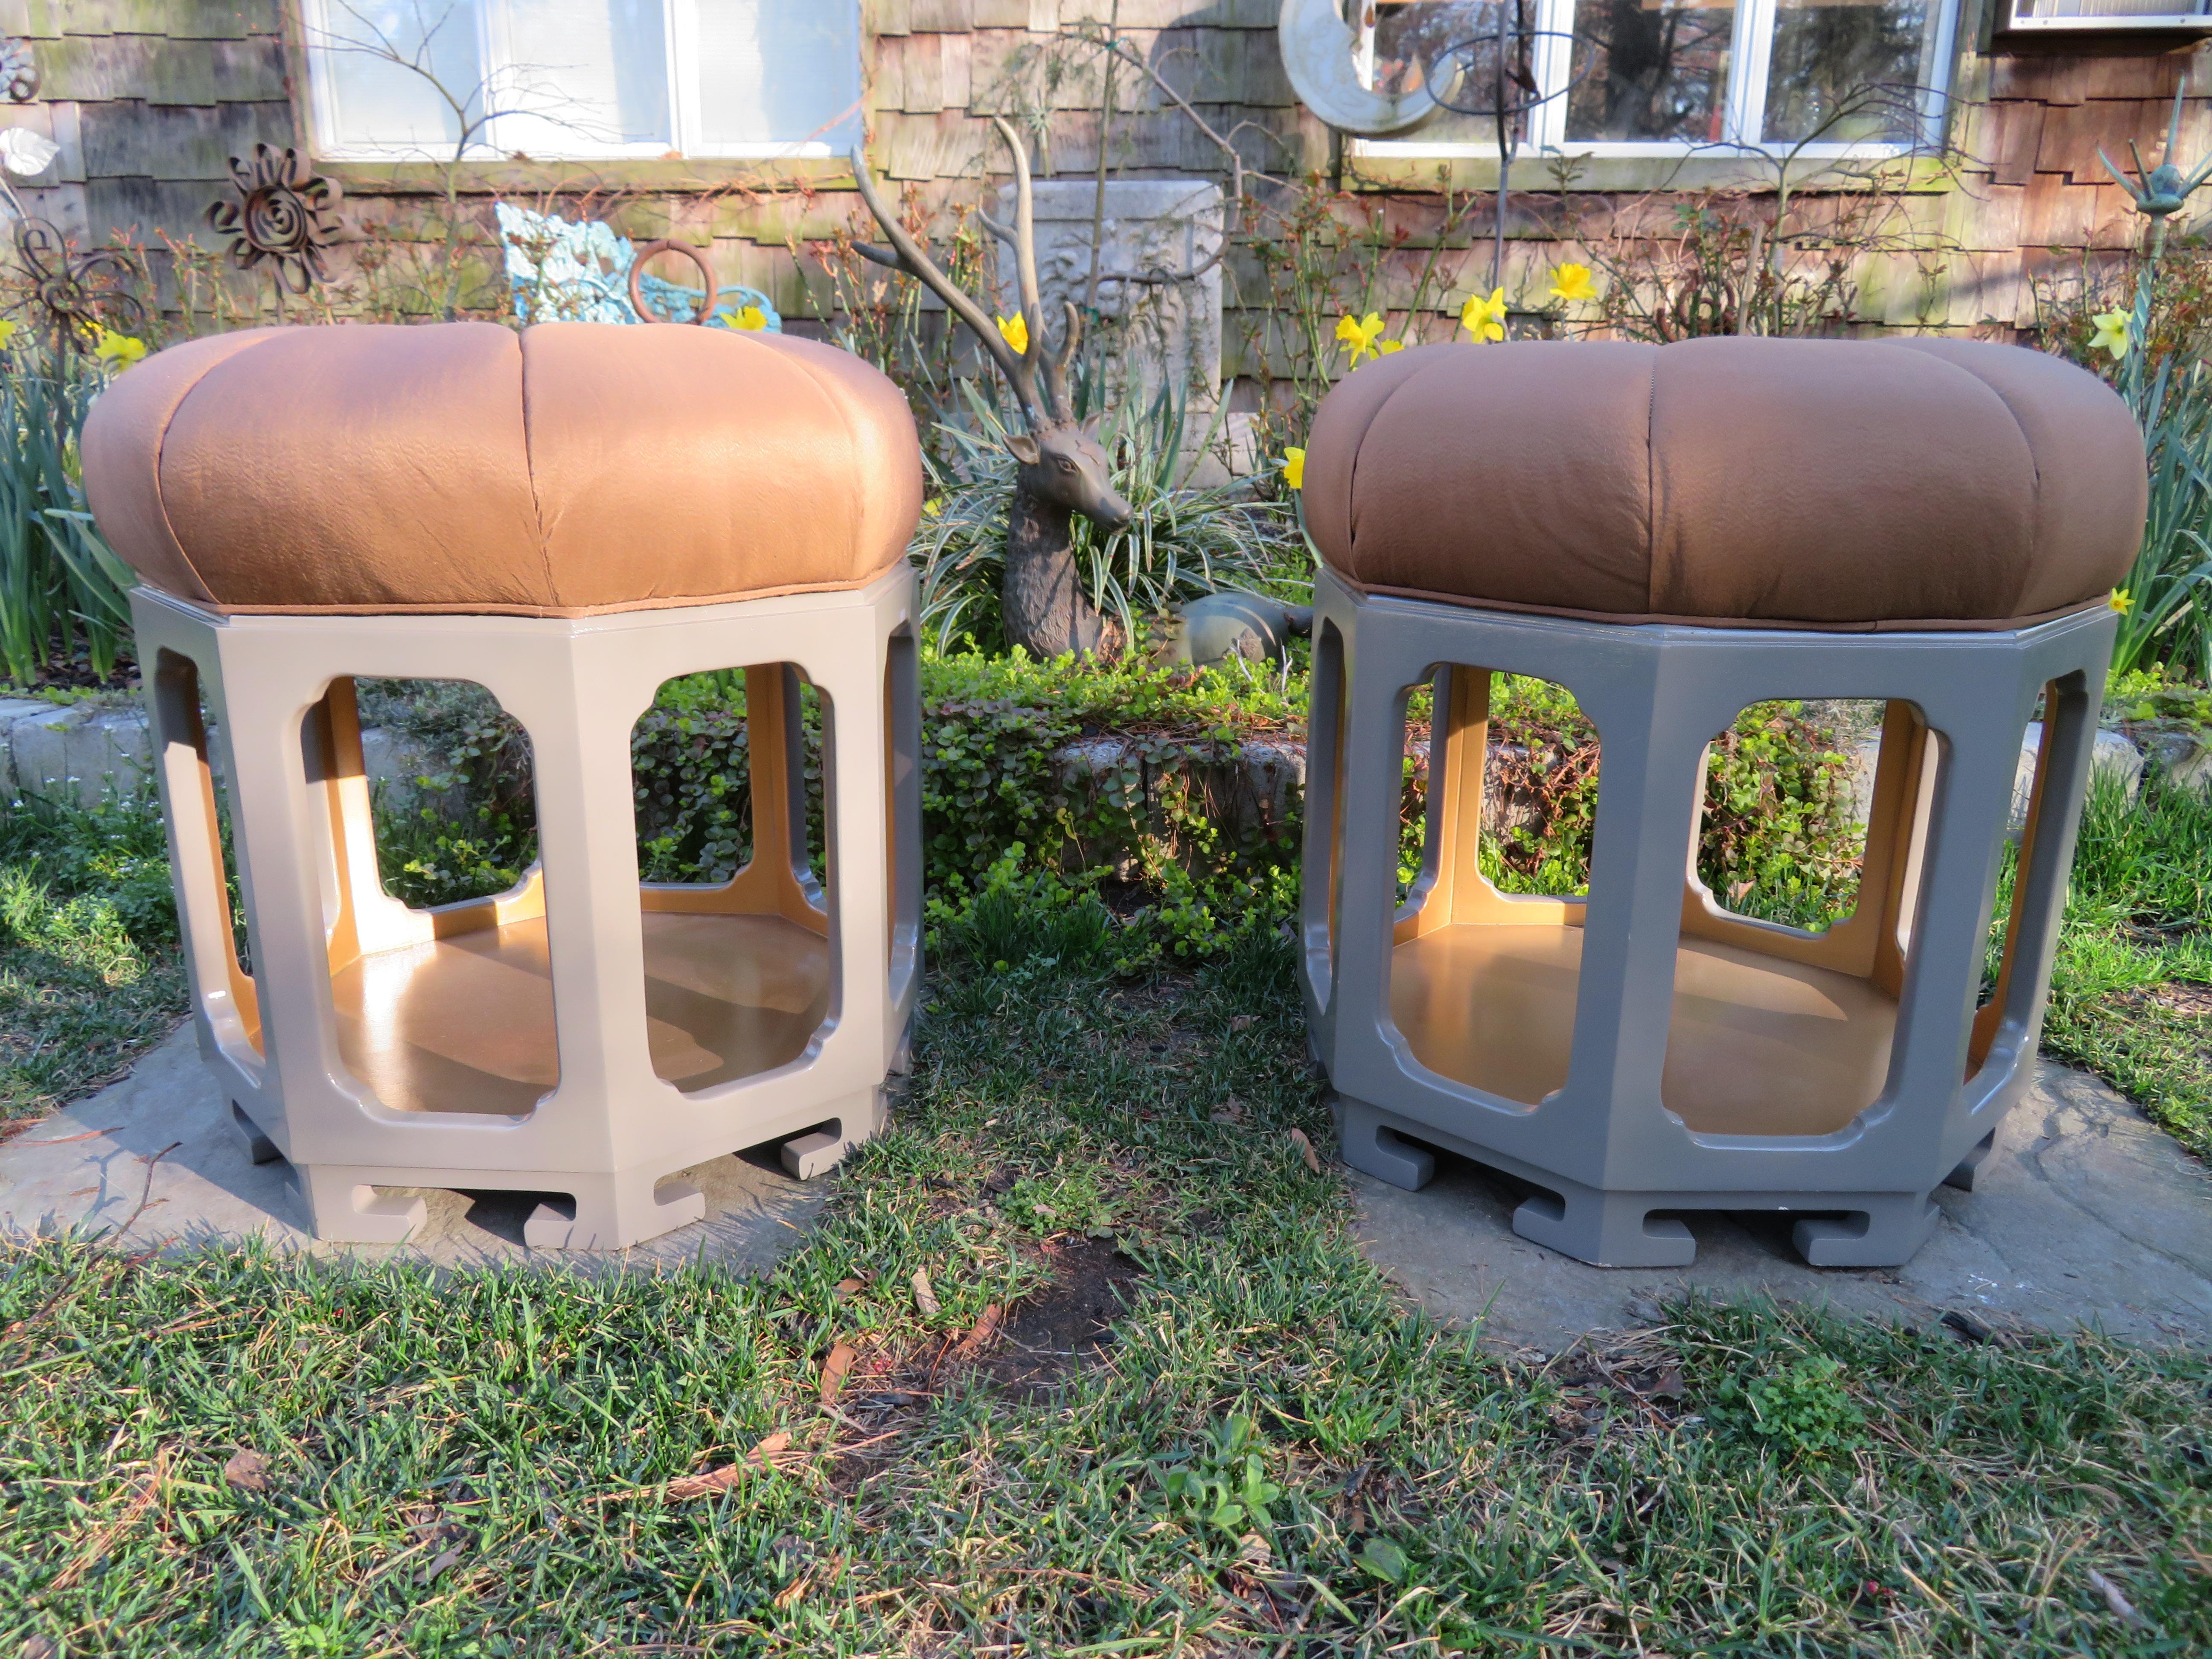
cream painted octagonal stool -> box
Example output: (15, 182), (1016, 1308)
(1300, 336), (2146, 1269)
(82, 320), (925, 1250)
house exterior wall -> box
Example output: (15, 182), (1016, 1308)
(8, 0), (2209, 363)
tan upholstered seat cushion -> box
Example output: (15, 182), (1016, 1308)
(1303, 336), (2146, 629)
(81, 321), (924, 617)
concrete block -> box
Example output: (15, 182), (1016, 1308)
(2132, 720), (2212, 797)
(0, 699), (150, 805)
(2011, 722), (2141, 832)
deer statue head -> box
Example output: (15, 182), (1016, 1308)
(1006, 415), (1131, 531)
(851, 119), (1133, 657)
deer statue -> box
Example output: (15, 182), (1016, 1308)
(850, 119), (1133, 660)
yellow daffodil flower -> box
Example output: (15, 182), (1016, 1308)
(2089, 310), (2131, 361)
(2110, 587), (2132, 614)
(1548, 263), (1598, 304)
(93, 329), (147, 370)
(996, 313), (1030, 355)
(1459, 288), (1509, 343)
(1336, 311), (1386, 363)
(731, 304), (768, 331)
(1283, 448), (1305, 491)
(1377, 338), (1405, 357)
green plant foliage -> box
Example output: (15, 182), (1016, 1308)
(910, 381), (1304, 654)
(1708, 1353), (1868, 1461)
(1397, 680), (1864, 929)
(0, 342), (137, 682)
(1155, 1414), (1284, 1537)
(1697, 701), (1866, 929)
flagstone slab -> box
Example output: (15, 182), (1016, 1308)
(1351, 1060), (2212, 1352)
(0, 1025), (827, 1271)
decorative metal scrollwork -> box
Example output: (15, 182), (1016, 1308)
(205, 143), (346, 295)
(11, 218), (146, 349)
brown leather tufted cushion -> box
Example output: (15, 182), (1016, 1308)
(81, 320), (925, 617)
(1302, 336), (2146, 629)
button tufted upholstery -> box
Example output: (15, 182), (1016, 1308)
(82, 321), (924, 617)
(1302, 335), (2146, 630)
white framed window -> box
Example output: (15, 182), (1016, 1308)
(302, 0), (864, 161)
(1354, 0), (1959, 160)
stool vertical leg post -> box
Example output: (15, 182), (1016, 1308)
(1331, 609), (1435, 1190)
(883, 613), (923, 1071)
(780, 611), (892, 1179)
(1299, 611), (1350, 1055)
(1877, 686), (2032, 1179)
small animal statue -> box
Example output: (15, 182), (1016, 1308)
(852, 121), (1133, 660)
(1161, 592), (1314, 670)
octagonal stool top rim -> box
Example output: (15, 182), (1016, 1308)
(81, 320), (926, 619)
(1301, 335), (2147, 633)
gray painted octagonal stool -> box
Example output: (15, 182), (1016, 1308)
(1298, 336), (2148, 1267)
(82, 321), (926, 1250)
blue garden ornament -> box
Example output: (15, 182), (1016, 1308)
(495, 203), (781, 331)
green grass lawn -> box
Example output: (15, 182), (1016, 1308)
(2037, 774), (2212, 1161)
(3, 920), (2211, 1655)
(0, 791), (185, 1126)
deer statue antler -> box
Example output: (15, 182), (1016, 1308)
(847, 124), (1134, 663)
(852, 118), (1086, 427)
(848, 148), (1044, 425)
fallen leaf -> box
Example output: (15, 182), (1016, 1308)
(1648, 1366), (1687, 1400)
(222, 1449), (271, 1492)
(1229, 1015), (1256, 1031)
(819, 1341), (856, 1407)
(1289, 1128), (1323, 1175)
(1210, 1100), (1245, 1125)
(23, 1637), (57, 1659)
(2087, 1566), (2145, 1626)
(833, 1278), (864, 1300)
(1357, 1536), (1409, 1583)
(954, 1304), (1003, 1359)
(663, 1465), (744, 1500)
(423, 1540), (468, 1581)
(911, 1267), (940, 1317)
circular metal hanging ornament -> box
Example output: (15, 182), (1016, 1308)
(627, 239), (720, 323)
(1415, 9), (1592, 297)
(0, 38), (37, 103)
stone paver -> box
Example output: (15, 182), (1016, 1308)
(1351, 1061), (2212, 1352)
(0, 1025), (826, 1271)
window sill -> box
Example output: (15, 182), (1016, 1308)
(1345, 149), (1958, 195)
(314, 155), (856, 193)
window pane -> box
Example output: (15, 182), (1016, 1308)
(1368, 0), (1536, 148)
(1566, 0), (1736, 144)
(1761, 0), (1944, 145)
(495, 0), (670, 151)
(311, 0), (486, 153)
(697, 0), (863, 149)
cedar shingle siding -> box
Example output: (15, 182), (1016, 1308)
(12, 0), (2207, 346)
